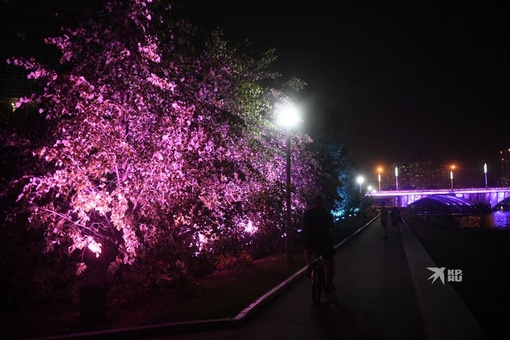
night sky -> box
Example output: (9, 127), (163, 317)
(188, 0), (509, 187)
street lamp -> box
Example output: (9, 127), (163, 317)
(356, 175), (364, 194)
(484, 163), (488, 188)
(277, 103), (300, 263)
(377, 167), (382, 191)
(356, 175), (365, 219)
(450, 165), (455, 190)
(395, 166), (399, 191)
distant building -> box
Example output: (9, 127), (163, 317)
(500, 148), (510, 187)
(428, 165), (449, 189)
(380, 160), (447, 190)
(407, 160), (432, 189)
(380, 160), (458, 190)
(379, 154), (510, 190)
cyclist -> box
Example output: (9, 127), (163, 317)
(304, 195), (336, 294)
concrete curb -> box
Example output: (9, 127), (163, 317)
(37, 318), (235, 340)
(401, 219), (490, 340)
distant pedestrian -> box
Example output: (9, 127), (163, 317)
(380, 202), (389, 239)
(390, 206), (401, 239)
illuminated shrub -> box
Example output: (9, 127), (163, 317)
(3, 0), (322, 296)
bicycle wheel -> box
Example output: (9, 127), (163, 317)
(311, 264), (323, 305)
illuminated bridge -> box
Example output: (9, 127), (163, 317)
(369, 187), (510, 209)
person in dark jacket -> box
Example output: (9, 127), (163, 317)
(304, 195), (336, 294)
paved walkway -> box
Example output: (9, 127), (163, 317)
(227, 217), (426, 340)
(40, 217), (490, 340)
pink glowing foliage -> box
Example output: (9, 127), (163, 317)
(8, 0), (320, 279)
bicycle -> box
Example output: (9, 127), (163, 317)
(310, 256), (328, 305)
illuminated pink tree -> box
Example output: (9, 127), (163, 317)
(7, 0), (320, 283)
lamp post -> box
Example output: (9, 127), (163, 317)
(356, 175), (364, 194)
(450, 165), (455, 190)
(377, 167), (382, 191)
(278, 103), (300, 263)
(484, 163), (488, 188)
(356, 175), (364, 219)
(395, 166), (399, 191)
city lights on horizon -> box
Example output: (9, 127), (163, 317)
(358, 160), (500, 191)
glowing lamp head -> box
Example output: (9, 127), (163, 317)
(277, 103), (300, 128)
(356, 175), (365, 185)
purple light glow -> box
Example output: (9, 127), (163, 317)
(371, 187), (510, 208)
(493, 211), (510, 228)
